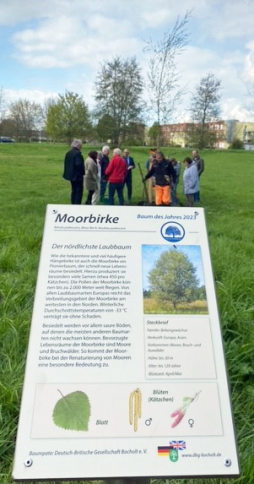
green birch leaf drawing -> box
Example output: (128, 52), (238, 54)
(53, 390), (91, 431)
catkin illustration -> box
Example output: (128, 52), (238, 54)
(129, 388), (142, 432)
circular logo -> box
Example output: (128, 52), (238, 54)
(161, 222), (185, 243)
(169, 449), (178, 462)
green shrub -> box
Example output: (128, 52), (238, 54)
(230, 138), (244, 149)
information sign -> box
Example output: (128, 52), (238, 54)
(13, 205), (239, 480)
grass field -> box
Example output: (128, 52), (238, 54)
(143, 298), (208, 314)
(1, 143), (254, 484)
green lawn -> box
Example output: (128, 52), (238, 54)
(0, 143), (254, 483)
(144, 298), (208, 314)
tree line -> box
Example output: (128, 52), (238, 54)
(0, 13), (223, 148)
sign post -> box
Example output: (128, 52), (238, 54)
(13, 205), (239, 481)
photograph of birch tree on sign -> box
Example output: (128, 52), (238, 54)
(142, 245), (208, 314)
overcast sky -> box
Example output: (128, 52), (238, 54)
(1, 0), (254, 123)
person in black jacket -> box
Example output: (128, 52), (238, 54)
(144, 151), (176, 206)
(100, 145), (110, 202)
(123, 148), (135, 202)
(63, 139), (85, 204)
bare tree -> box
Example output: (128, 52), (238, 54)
(244, 84), (254, 136)
(145, 11), (191, 146)
(8, 99), (43, 141)
(189, 73), (221, 149)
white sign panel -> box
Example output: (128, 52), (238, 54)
(13, 206), (239, 480)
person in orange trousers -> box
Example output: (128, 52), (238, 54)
(143, 151), (176, 206)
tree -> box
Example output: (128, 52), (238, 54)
(96, 114), (116, 142)
(143, 289), (151, 299)
(230, 138), (244, 149)
(244, 83), (254, 119)
(148, 122), (162, 145)
(124, 121), (146, 146)
(43, 97), (57, 124)
(187, 122), (217, 149)
(189, 73), (221, 149)
(145, 12), (190, 146)
(148, 250), (199, 308)
(45, 102), (62, 142)
(94, 56), (143, 145)
(8, 99), (43, 141)
(0, 118), (16, 138)
(46, 91), (91, 143)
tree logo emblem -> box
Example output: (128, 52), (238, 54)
(161, 222), (185, 243)
(169, 448), (178, 462)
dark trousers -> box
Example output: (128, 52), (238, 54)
(85, 190), (95, 205)
(100, 179), (108, 201)
(108, 183), (124, 205)
(124, 174), (132, 201)
(194, 190), (200, 202)
(186, 194), (194, 206)
(71, 180), (83, 204)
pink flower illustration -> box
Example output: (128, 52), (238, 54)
(171, 409), (185, 428)
(170, 392), (201, 428)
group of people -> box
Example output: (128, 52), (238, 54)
(63, 140), (135, 206)
(144, 148), (204, 207)
(63, 139), (204, 207)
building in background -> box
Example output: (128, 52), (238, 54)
(158, 120), (254, 150)
(160, 123), (191, 147)
(238, 122), (254, 150)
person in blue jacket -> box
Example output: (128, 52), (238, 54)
(183, 157), (198, 207)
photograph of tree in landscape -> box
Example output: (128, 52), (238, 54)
(142, 245), (208, 315)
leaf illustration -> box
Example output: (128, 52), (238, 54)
(53, 390), (91, 431)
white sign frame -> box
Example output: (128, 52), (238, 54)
(13, 205), (240, 480)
